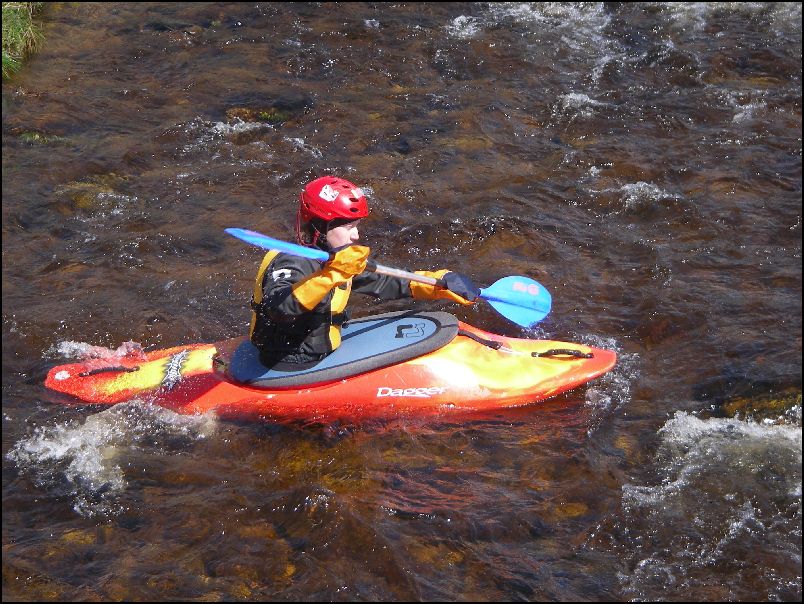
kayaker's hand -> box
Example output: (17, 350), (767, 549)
(411, 270), (479, 306)
(327, 245), (370, 279)
(442, 271), (481, 304)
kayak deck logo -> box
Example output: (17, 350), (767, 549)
(395, 322), (425, 339)
(376, 386), (447, 398)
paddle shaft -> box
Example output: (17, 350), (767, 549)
(329, 257), (516, 306)
(324, 257), (512, 306)
(366, 260), (442, 287)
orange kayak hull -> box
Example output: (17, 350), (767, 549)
(45, 321), (617, 422)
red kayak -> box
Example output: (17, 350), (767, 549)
(45, 312), (617, 422)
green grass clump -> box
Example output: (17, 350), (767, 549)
(2, 2), (44, 79)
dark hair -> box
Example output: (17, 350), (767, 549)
(297, 215), (357, 250)
(297, 217), (331, 250)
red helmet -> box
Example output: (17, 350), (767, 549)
(299, 176), (369, 223)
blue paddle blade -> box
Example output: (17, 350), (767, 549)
(479, 276), (552, 328)
(225, 228), (329, 262)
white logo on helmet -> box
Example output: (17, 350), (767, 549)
(319, 184), (339, 202)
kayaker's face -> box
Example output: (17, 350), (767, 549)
(326, 220), (361, 248)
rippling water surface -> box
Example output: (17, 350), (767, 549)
(3, 2), (801, 601)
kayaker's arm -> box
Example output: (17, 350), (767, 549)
(259, 248), (367, 319)
(351, 270), (413, 300)
(353, 265), (479, 305)
(289, 245), (368, 310)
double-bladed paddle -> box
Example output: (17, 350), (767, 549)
(225, 228), (551, 327)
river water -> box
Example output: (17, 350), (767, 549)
(2, 2), (801, 601)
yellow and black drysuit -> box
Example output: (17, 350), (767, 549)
(249, 245), (470, 367)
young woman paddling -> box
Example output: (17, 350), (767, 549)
(249, 175), (480, 368)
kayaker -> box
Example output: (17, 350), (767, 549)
(249, 175), (481, 368)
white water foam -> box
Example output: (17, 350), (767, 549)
(580, 335), (639, 434)
(722, 90), (769, 124)
(444, 15), (482, 39)
(283, 136), (323, 159)
(617, 410), (802, 600)
(585, 181), (682, 214)
(178, 116), (274, 158)
(483, 2), (619, 85)
(48, 339), (147, 361)
(485, 2), (612, 40)
(659, 2), (802, 35)
(209, 118), (270, 137)
(554, 92), (608, 120)
(7, 402), (218, 517)
(618, 182), (682, 211)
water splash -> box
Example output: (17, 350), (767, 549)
(49, 339), (147, 362)
(484, 2), (618, 83)
(723, 90), (769, 124)
(586, 181), (683, 214)
(616, 411), (802, 600)
(581, 336), (639, 434)
(444, 15), (482, 39)
(662, 2), (802, 35)
(283, 136), (323, 159)
(555, 92), (608, 119)
(619, 182), (681, 212)
(7, 402), (218, 517)
(485, 2), (611, 42)
(179, 116), (274, 157)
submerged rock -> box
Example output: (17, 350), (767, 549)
(225, 106), (293, 125)
(55, 173), (131, 212)
(695, 374), (802, 425)
(720, 387), (802, 422)
(18, 130), (69, 145)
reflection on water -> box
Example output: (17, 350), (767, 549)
(3, 2), (801, 601)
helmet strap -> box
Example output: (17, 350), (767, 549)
(314, 219), (332, 252)
(295, 208), (304, 245)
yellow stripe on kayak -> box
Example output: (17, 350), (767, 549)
(410, 338), (594, 392)
(100, 347), (215, 395)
